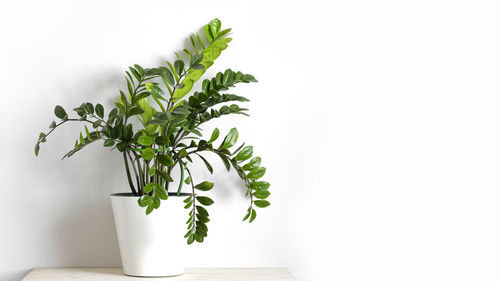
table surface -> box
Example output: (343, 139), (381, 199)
(22, 268), (295, 281)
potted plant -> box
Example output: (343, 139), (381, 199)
(35, 18), (270, 277)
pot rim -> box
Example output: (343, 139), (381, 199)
(110, 192), (192, 197)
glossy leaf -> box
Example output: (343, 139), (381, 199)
(197, 154), (213, 174)
(144, 182), (154, 193)
(141, 147), (155, 160)
(254, 189), (270, 199)
(155, 184), (168, 200)
(250, 181), (270, 190)
(174, 60), (185, 76)
(242, 157), (261, 171)
(210, 18), (221, 37)
(208, 128), (219, 143)
(138, 195), (152, 207)
(146, 83), (167, 101)
(249, 209), (257, 223)
(103, 139), (115, 147)
(194, 181), (214, 191)
(196, 196), (214, 206)
(159, 67), (175, 86)
(247, 167), (266, 180)
(137, 135), (154, 146)
(254, 200), (270, 208)
(158, 154), (174, 166)
(235, 146), (253, 161)
(219, 128), (238, 150)
(54, 105), (67, 119)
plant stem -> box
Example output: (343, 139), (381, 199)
(123, 152), (138, 196)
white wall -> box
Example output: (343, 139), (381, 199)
(2, 0), (500, 280)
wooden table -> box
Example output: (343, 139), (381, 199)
(22, 268), (295, 280)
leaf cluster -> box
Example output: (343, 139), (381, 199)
(35, 18), (270, 244)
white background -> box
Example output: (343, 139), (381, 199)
(1, 0), (500, 280)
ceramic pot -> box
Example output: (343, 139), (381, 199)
(110, 192), (188, 277)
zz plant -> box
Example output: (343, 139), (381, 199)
(35, 19), (270, 244)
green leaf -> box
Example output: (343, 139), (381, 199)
(84, 125), (92, 140)
(194, 181), (214, 191)
(217, 28), (232, 39)
(146, 204), (154, 215)
(79, 132), (85, 144)
(159, 67), (175, 86)
(155, 184), (168, 200)
(205, 24), (214, 42)
(137, 135), (154, 146)
(155, 135), (170, 146)
(254, 189), (270, 199)
(219, 128), (238, 150)
(196, 196), (214, 206)
(190, 54), (203, 66)
(196, 154), (213, 174)
(152, 196), (161, 208)
(242, 157), (261, 171)
(138, 195), (152, 207)
(242, 74), (258, 82)
(187, 235), (195, 245)
(92, 120), (101, 128)
(217, 153), (231, 171)
(190, 35), (199, 53)
(158, 154), (174, 166)
(197, 214), (210, 223)
(235, 146), (253, 161)
(191, 64), (204, 70)
(84, 103), (94, 114)
(208, 128), (219, 143)
(146, 83), (167, 101)
(196, 205), (209, 217)
(184, 176), (191, 184)
(174, 60), (185, 76)
(103, 139), (115, 147)
(210, 18), (221, 37)
(223, 69), (232, 85)
(34, 143), (40, 156)
(95, 104), (104, 118)
(141, 147), (155, 160)
(54, 105), (67, 119)
(178, 148), (188, 158)
(250, 181), (270, 190)
(247, 167), (266, 180)
(120, 90), (129, 109)
(196, 32), (206, 49)
(148, 166), (156, 177)
(242, 211), (250, 221)
(144, 182), (155, 193)
(249, 209), (257, 223)
(49, 121), (56, 129)
(172, 37), (232, 102)
(133, 92), (151, 104)
(156, 169), (174, 182)
(254, 200), (270, 208)
(134, 64), (145, 76)
(129, 67), (141, 81)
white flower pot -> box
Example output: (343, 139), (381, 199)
(110, 193), (188, 277)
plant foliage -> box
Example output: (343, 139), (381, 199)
(35, 19), (270, 244)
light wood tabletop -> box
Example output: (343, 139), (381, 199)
(22, 267), (295, 280)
